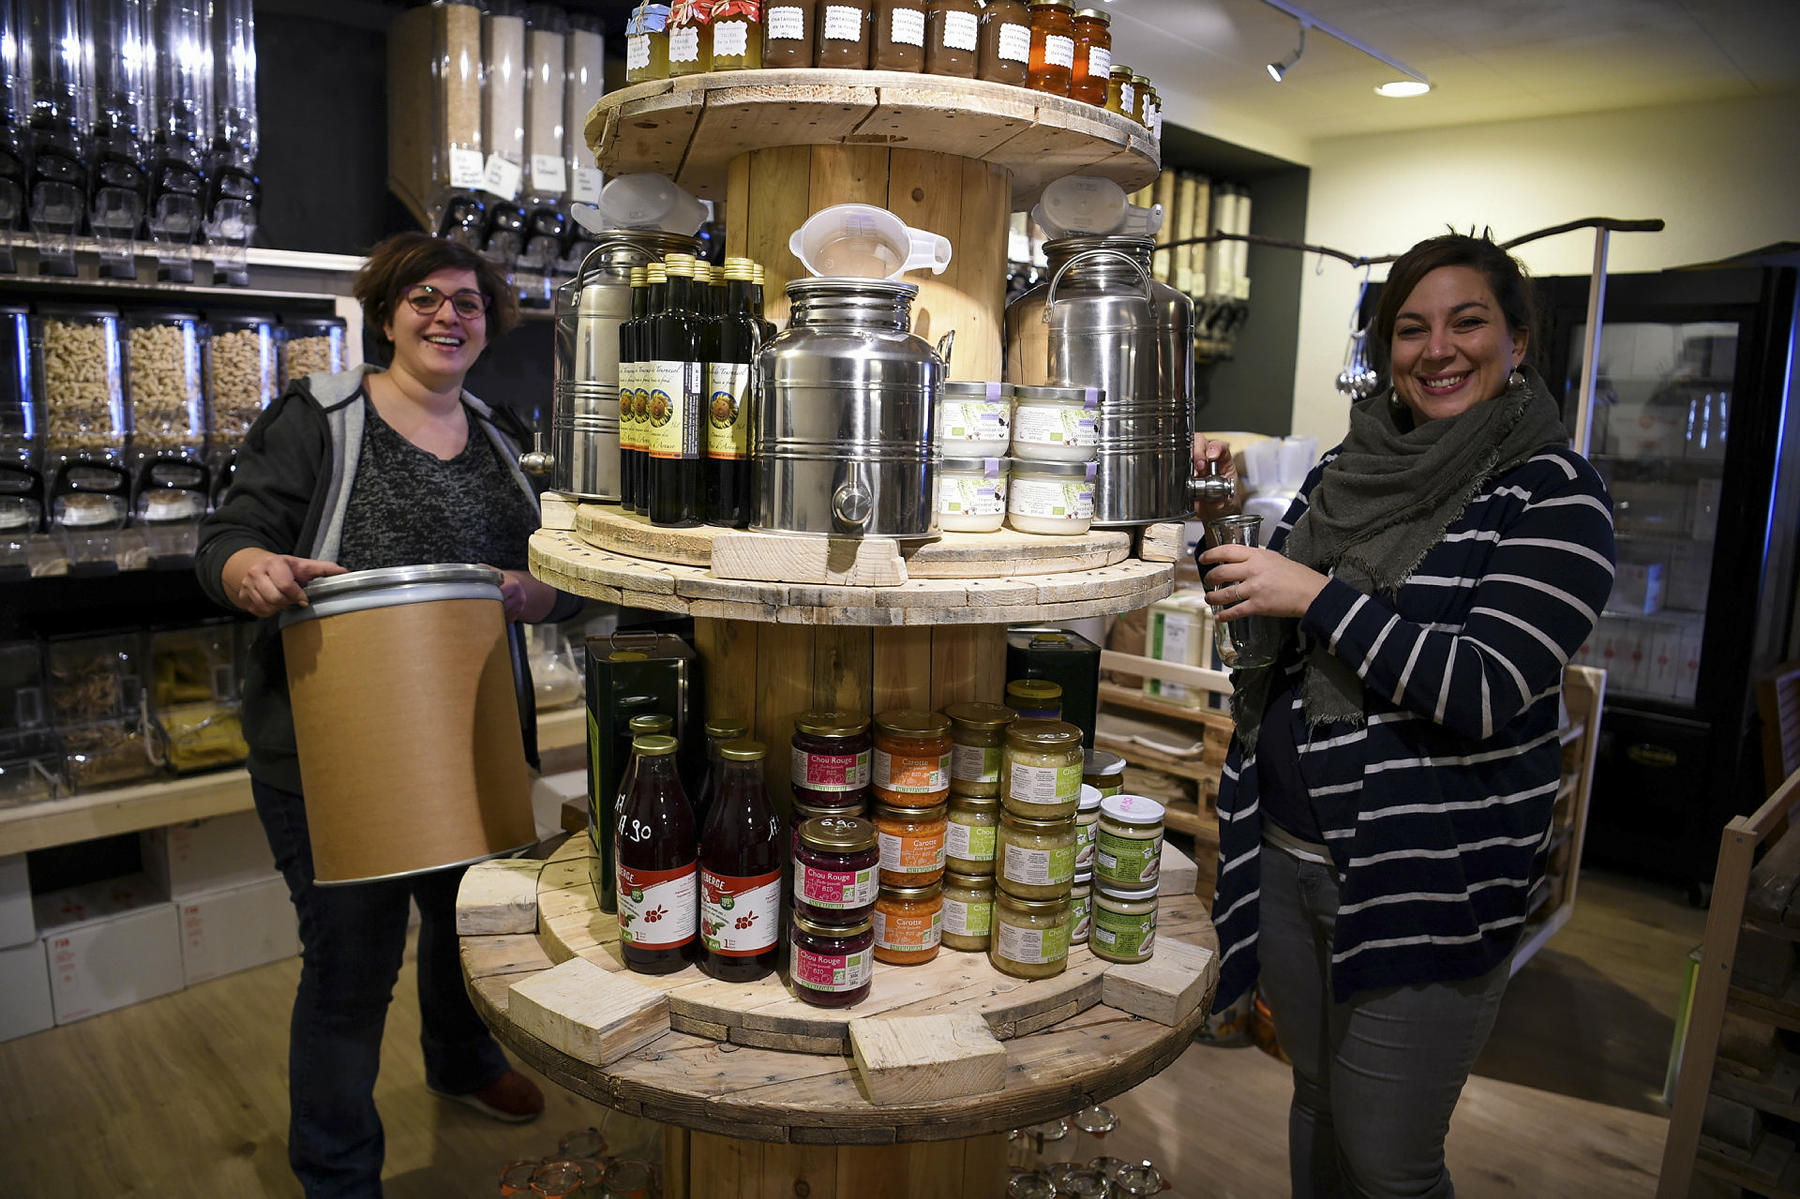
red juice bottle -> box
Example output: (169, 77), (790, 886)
(616, 733), (698, 974)
(698, 739), (783, 982)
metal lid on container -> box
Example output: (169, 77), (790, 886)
(38, 303), (121, 320)
(798, 814), (877, 853)
(1083, 747), (1126, 778)
(874, 709), (951, 738)
(943, 701), (1017, 731)
(719, 738), (766, 762)
(1011, 459), (1097, 480)
(942, 381), (1011, 401)
(946, 869), (995, 890)
(940, 456), (1008, 476)
(208, 311), (277, 329)
(796, 709), (870, 738)
(633, 733), (678, 756)
(792, 911), (872, 939)
(1075, 7), (1110, 21)
(1005, 717), (1082, 749)
(1078, 783), (1102, 812)
(128, 308), (203, 325)
(705, 718), (748, 740)
(1012, 384), (1097, 405)
(880, 880), (943, 901)
(628, 713), (673, 734)
(283, 315), (347, 334)
(785, 277), (919, 301)
(1007, 679), (1064, 704)
(282, 564), (504, 626)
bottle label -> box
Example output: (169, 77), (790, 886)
(792, 943), (873, 993)
(998, 22), (1030, 63)
(873, 747), (949, 794)
(1096, 829), (1163, 885)
(795, 859), (877, 909)
(1044, 33), (1074, 69)
(645, 359), (700, 459)
(767, 6), (805, 39)
(1093, 905), (1156, 958)
(950, 742), (1002, 784)
(874, 905), (941, 950)
(878, 826), (946, 874)
(941, 9), (978, 52)
(1007, 759), (1083, 807)
(1008, 476), (1094, 522)
(627, 33), (653, 72)
(823, 5), (862, 40)
(617, 363), (638, 451)
(481, 154), (522, 201)
(939, 398), (1009, 444)
(997, 917), (1069, 965)
(713, 19), (751, 58)
(700, 867), (780, 955)
(1070, 892), (1091, 940)
(946, 818), (996, 862)
(669, 25), (701, 63)
(705, 362), (750, 459)
(1012, 402), (1096, 447)
(943, 895), (992, 937)
(792, 746), (870, 791)
(890, 7), (926, 47)
(1003, 841), (1075, 887)
(617, 860), (698, 949)
(631, 371), (654, 452)
(942, 473), (1005, 517)
(1085, 46), (1111, 79)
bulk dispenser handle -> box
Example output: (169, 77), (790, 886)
(519, 430), (554, 477)
(1186, 454), (1235, 504)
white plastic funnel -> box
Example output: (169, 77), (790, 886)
(788, 204), (952, 280)
(592, 173), (709, 235)
(1033, 174), (1166, 239)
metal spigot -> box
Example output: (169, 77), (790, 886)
(1186, 454), (1235, 503)
(519, 431), (554, 477)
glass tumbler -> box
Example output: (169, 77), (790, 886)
(1204, 514), (1277, 669)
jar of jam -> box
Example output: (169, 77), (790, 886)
(794, 814), (880, 923)
(945, 700), (1014, 798)
(871, 0), (927, 70)
(925, 0), (980, 77)
(1069, 869), (1092, 943)
(792, 710), (871, 807)
(790, 912), (874, 1007)
(872, 800), (947, 885)
(1128, 72), (1151, 125)
(792, 799), (868, 863)
(977, 0), (1030, 85)
(1091, 881), (1157, 963)
(710, 0), (765, 69)
(1096, 793), (1163, 888)
(1026, 0), (1075, 96)
(997, 809), (1075, 900)
(1005, 677), (1062, 721)
(762, 0), (817, 66)
(874, 880), (943, 964)
(941, 870), (993, 951)
(815, 0), (871, 67)
(1143, 82), (1163, 139)
(1068, 7), (1109, 105)
(1001, 719), (1084, 819)
(1082, 747), (1125, 798)
(1104, 63), (1134, 118)
(872, 709), (951, 807)
(1074, 783), (1101, 870)
(625, 3), (672, 82)
(666, 0), (712, 76)
(946, 793), (998, 874)
(990, 890), (1069, 979)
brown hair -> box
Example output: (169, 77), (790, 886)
(1374, 233), (1537, 366)
(353, 231), (520, 354)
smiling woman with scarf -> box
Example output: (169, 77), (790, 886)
(1192, 234), (1615, 1199)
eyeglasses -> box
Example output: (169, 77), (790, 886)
(401, 284), (489, 320)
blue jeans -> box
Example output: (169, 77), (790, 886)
(252, 779), (510, 1199)
(1256, 842), (1511, 1199)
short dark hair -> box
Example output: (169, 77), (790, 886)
(1375, 233), (1537, 365)
(353, 232), (520, 353)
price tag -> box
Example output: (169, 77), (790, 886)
(571, 167), (603, 205)
(531, 153), (568, 194)
(450, 148), (486, 190)
(480, 154), (522, 200)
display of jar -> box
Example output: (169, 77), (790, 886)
(126, 311), (205, 457)
(871, 708), (951, 807)
(946, 793), (998, 874)
(1010, 384), (1098, 462)
(36, 306), (126, 459)
(1082, 746), (1125, 798)
(280, 316), (347, 391)
(871, 0), (927, 69)
(1000, 718), (1083, 818)
(936, 380), (1012, 456)
(1095, 793), (1163, 888)
(941, 869), (993, 951)
(1026, 0), (1075, 95)
(937, 456), (1008, 534)
(710, 1), (765, 68)
(793, 813), (880, 924)
(990, 889), (1069, 979)
(997, 809), (1075, 900)
(625, 3), (672, 83)
(977, 0), (1031, 84)
(873, 879), (942, 964)
(872, 800), (947, 885)
(762, 0), (818, 66)
(945, 700), (1014, 798)
(206, 313), (278, 449)
(1069, 8), (1110, 106)
(1069, 869), (1092, 943)
(815, 0), (871, 67)
(1129, 72), (1151, 125)
(924, 0), (981, 77)
(1091, 880), (1156, 963)
(1104, 64), (1135, 118)
(791, 709), (872, 807)
(790, 911), (874, 1007)
(1004, 677), (1062, 721)
(0, 306), (43, 536)
(666, 0), (712, 76)
(1007, 459), (1096, 536)
(1074, 782), (1101, 869)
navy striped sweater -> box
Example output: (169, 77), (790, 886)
(1212, 445), (1616, 1005)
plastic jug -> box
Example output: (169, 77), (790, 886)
(576, 172), (709, 236)
(788, 203), (952, 280)
(1032, 175), (1164, 240)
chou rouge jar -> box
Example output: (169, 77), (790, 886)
(793, 814), (879, 924)
(791, 709), (872, 808)
(789, 912), (874, 1007)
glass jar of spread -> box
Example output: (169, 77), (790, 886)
(1128, 72), (1151, 125)
(625, 3), (672, 82)
(790, 912), (874, 1006)
(1069, 7), (1110, 105)
(997, 810), (1076, 900)
(1069, 869), (1092, 943)
(1026, 0), (1074, 95)
(1095, 793), (1163, 888)
(990, 891), (1069, 979)
(925, 0), (980, 77)
(762, 0), (817, 66)
(946, 793), (999, 874)
(666, 0), (713, 76)
(1007, 459), (1096, 536)
(1104, 63), (1134, 117)
(1082, 747), (1125, 798)
(941, 870), (994, 951)
(710, 0), (765, 69)
(815, 0), (871, 67)
(1074, 783), (1101, 870)
(1010, 383), (1099, 462)
(937, 381), (1013, 457)
(791, 710), (871, 807)
(871, 0), (927, 70)
(874, 880), (943, 964)
(937, 456), (1010, 534)
(793, 814), (880, 923)
(1001, 719), (1083, 819)
(1091, 881), (1157, 963)
(872, 709), (951, 808)
(873, 801), (947, 885)
(1004, 678), (1063, 721)
(977, 0), (1030, 84)
(945, 700), (1015, 798)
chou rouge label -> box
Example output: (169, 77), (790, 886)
(617, 861), (697, 949)
(792, 945), (872, 992)
(700, 868), (780, 955)
(792, 746), (871, 791)
(795, 860), (877, 909)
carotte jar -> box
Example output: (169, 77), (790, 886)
(871, 708), (951, 807)
(1004, 677), (1063, 721)
(793, 814), (880, 923)
(1026, 0), (1074, 95)
(977, 0), (1030, 84)
(791, 709), (872, 807)
(1069, 870), (1092, 943)
(1074, 782), (1101, 869)
(1008, 459), (1096, 536)
(1091, 880), (1157, 963)
(873, 800), (947, 885)
(925, 0), (981, 77)
(997, 809), (1076, 900)
(871, 0), (927, 70)
(990, 890), (1070, 979)
(946, 793), (999, 873)
(941, 870), (994, 950)
(790, 912), (874, 1006)
(1069, 7), (1110, 106)
(762, 0), (817, 65)
(938, 456), (1008, 533)
(874, 880), (943, 964)
(936, 380), (1013, 456)
(1082, 747), (1125, 798)
(945, 700), (1014, 797)
(1010, 383), (1098, 462)
(1095, 793), (1163, 888)
(1001, 718), (1083, 818)
(815, 0), (871, 67)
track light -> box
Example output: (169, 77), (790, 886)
(1267, 22), (1305, 82)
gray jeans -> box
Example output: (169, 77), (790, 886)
(1256, 842), (1511, 1199)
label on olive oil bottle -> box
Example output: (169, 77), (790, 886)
(704, 363), (750, 459)
(644, 360), (700, 459)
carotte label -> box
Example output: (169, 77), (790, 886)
(873, 748), (949, 793)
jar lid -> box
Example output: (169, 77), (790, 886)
(792, 911), (872, 939)
(1083, 747), (1126, 777)
(874, 709), (950, 739)
(949, 794), (1000, 813)
(208, 311), (277, 329)
(705, 718), (748, 740)
(1129, 73), (1150, 85)
(873, 801), (948, 822)
(718, 738), (766, 762)
(1109, 64), (1134, 78)
(943, 701), (1017, 731)
(282, 315), (347, 334)
(796, 709), (870, 738)
(1097, 879), (1159, 900)
(1100, 793), (1164, 826)
(1012, 383), (1096, 405)
(999, 892), (1069, 915)
(1030, 0), (1074, 8)
(1011, 459), (1097, 480)
(1074, 7), (1110, 20)
(1006, 679), (1063, 705)
(880, 880), (942, 901)
(946, 870), (995, 890)
(1002, 810), (1074, 832)
(1074, 868), (1092, 883)
(1005, 718), (1081, 749)
(1077, 783), (1102, 812)
(942, 381), (1011, 401)
(39, 303), (122, 320)
(940, 456), (1009, 477)
(633, 733), (678, 757)
(798, 814), (877, 853)
(628, 713), (673, 734)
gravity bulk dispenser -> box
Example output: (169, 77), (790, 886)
(0, 0), (25, 273)
(558, 13), (606, 276)
(0, 305), (42, 535)
(148, 0), (212, 283)
(516, 4), (570, 308)
(205, 0), (260, 286)
(479, 0), (527, 275)
(20, 0), (91, 278)
(36, 305), (132, 556)
(89, 0), (154, 281)
(388, 0), (489, 245)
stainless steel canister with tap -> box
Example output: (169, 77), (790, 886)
(1003, 235), (1195, 525)
(752, 278), (948, 538)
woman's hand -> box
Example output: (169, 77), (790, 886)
(221, 548), (347, 617)
(491, 567), (558, 622)
(1198, 544), (1331, 622)
(1191, 436), (1242, 517)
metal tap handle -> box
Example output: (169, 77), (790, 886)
(519, 430), (554, 477)
(1041, 248), (1152, 324)
(1185, 453), (1235, 503)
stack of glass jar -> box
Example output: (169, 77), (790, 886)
(941, 700), (1014, 951)
(868, 709), (953, 966)
(989, 717), (1085, 979)
(789, 709), (880, 1005)
(1090, 792), (1163, 964)
(933, 381), (1100, 537)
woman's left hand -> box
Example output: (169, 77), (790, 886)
(489, 567), (559, 622)
(1198, 545), (1332, 622)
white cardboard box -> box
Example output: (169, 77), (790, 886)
(1144, 593), (1214, 709)
(141, 810), (278, 900)
(0, 941), (54, 1042)
(178, 875), (299, 987)
(36, 874), (184, 1025)
(0, 852), (33, 948)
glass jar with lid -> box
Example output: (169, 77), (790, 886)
(925, 0), (981, 77)
(937, 380), (1013, 457)
(1001, 718), (1083, 818)
(946, 793), (998, 873)
(790, 911), (874, 1007)
(206, 313), (278, 451)
(792, 798), (867, 850)
(1008, 459), (1096, 536)
(793, 813), (880, 923)
(977, 0), (1031, 84)
(990, 890), (1069, 979)
(665, 0), (712, 76)
(1129, 72), (1151, 125)
(791, 709), (872, 807)
(873, 880), (942, 964)
(1104, 64), (1135, 117)
(36, 305), (126, 461)
(1082, 747), (1125, 798)
(762, 0), (818, 66)
(945, 700), (1014, 798)
(1074, 782), (1102, 869)
(871, 708), (951, 808)
(279, 315), (347, 391)
(1004, 677), (1062, 721)
(937, 456), (1009, 534)
(624, 3), (672, 82)
(872, 800), (947, 885)
(1095, 793), (1164, 888)
(871, 0), (927, 70)
(815, 0), (871, 67)
(997, 809), (1076, 900)
(710, 1), (764, 68)
(1091, 880), (1157, 962)
(125, 311), (206, 458)
(1069, 8), (1110, 105)
(1026, 0), (1075, 95)
(941, 870), (993, 950)
(1142, 82), (1163, 139)
(1010, 383), (1098, 462)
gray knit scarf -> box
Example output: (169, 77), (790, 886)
(1230, 365), (1569, 751)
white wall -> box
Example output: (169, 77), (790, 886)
(1288, 92), (1800, 446)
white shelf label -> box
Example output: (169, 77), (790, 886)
(450, 148), (486, 190)
(571, 166), (603, 205)
(480, 154), (522, 200)
(531, 153), (567, 194)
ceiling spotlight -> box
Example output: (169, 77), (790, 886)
(1267, 22), (1306, 82)
(1375, 79), (1432, 97)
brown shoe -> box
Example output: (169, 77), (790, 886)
(433, 1069), (545, 1124)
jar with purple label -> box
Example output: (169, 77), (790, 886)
(791, 709), (872, 807)
(936, 380), (1012, 456)
(938, 456), (1009, 533)
(1009, 384), (1098, 463)
(790, 912), (874, 1007)
(793, 814), (880, 923)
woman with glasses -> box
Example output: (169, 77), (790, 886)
(196, 232), (578, 1198)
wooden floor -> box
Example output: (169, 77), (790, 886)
(0, 869), (1708, 1197)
